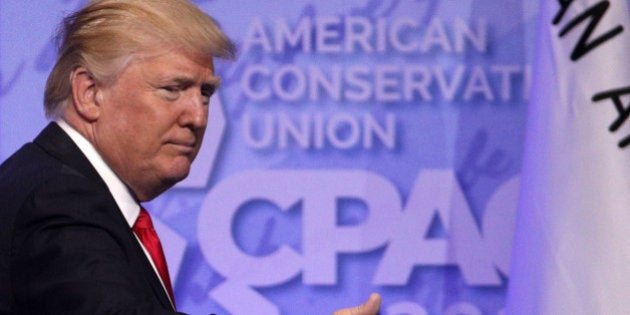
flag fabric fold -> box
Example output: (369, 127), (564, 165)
(507, 0), (630, 314)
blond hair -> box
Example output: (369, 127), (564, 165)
(44, 0), (236, 119)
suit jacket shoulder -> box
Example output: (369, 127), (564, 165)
(0, 123), (180, 314)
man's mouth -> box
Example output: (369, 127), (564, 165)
(165, 140), (196, 154)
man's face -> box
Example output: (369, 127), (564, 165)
(93, 50), (218, 201)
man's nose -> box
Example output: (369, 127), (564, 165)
(179, 91), (208, 128)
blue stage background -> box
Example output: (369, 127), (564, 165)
(1, 1), (541, 314)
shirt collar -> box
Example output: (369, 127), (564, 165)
(56, 119), (140, 227)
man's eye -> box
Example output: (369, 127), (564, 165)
(201, 87), (215, 105)
(162, 86), (179, 93)
(160, 86), (181, 100)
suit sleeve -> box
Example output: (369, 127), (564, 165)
(10, 167), (185, 315)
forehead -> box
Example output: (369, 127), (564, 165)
(128, 49), (218, 84)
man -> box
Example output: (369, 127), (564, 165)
(0, 0), (380, 314)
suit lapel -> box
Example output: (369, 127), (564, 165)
(33, 122), (176, 311)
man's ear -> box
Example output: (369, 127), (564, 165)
(70, 66), (101, 121)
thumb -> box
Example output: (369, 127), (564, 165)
(333, 293), (382, 315)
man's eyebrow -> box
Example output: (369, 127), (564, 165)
(165, 76), (221, 89)
(204, 77), (222, 89)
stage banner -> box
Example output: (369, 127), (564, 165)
(507, 1), (630, 314)
(0, 1), (537, 314)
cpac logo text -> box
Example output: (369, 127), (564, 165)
(197, 169), (517, 314)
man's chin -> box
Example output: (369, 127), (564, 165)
(138, 161), (192, 200)
(141, 172), (188, 201)
(164, 165), (191, 186)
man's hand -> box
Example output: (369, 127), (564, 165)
(332, 293), (381, 315)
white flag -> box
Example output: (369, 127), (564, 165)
(507, 0), (630, 314)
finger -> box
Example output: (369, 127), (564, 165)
(333, 293), (382, 315)
(360, 293), (382, 314)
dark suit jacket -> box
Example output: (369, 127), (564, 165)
(0, 123), (183, 314)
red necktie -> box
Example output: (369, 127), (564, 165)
(133, 207), (176, 308)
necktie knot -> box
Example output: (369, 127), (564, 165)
(133, 207), (176, 308)
(134, 207), (156, 233)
